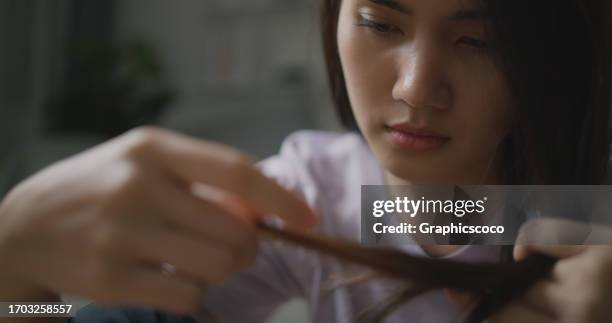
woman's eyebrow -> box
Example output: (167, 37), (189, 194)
(367, 0), (483, 21)
(368, 0), (412, 14)
(451, 8), (484, 21)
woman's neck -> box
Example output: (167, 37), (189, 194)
(383, 168), (504, 186)
(382, 170), (503, 257)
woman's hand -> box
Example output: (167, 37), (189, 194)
(0, 127), (317, 314)
(490, 244), (612, 323)
(449, 219), (612, 323)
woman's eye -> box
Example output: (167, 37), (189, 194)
(457, 36), (488, 49)
(356, 16), (402, 35)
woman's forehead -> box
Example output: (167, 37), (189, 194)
(350, 0), (483, 19)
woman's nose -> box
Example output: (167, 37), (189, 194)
(391, 40), (452, 111)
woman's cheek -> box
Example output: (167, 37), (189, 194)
(340, 37), (393, 131)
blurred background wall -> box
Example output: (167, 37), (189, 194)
(0, 0), (339, 194)
(0, 1), (340, 321)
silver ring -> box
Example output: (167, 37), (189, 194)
(160, 262), (176, 276)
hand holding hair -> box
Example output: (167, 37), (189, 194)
(0, 127), (317, 320)
(448, 220), (612, 323)
(256, 221), (558, 323)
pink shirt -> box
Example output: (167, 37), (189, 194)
(202, 131), (501, 323)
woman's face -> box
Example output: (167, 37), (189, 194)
(337, 0), (513, 184)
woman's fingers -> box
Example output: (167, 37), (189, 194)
(518, 279), (564, 317)
(445, 289), (556, 323)
(488, 302), (555, 323)
(513, 244), (586, 262)
(512, 245), (612, 322)
(103, 223), (241, 284)
(152, 178), (258, 262)
(94, 263), (203, 315)
(0, 127), (313, 313)
(444, 289), (475, 306)
(123, 128), (317, 228)
(514, 218), (612, 261)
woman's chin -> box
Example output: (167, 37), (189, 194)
(382, 158), (456, 184)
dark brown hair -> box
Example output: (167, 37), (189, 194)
(320, 0), (612, 185)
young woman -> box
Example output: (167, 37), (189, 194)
(0, 0), (610, 322)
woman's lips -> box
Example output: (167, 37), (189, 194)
(384, 124), (450, 152)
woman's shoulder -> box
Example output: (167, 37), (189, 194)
(258, 130), (382, 189)
(258, 130), (383, 235)
(277, 130), (367, 163)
